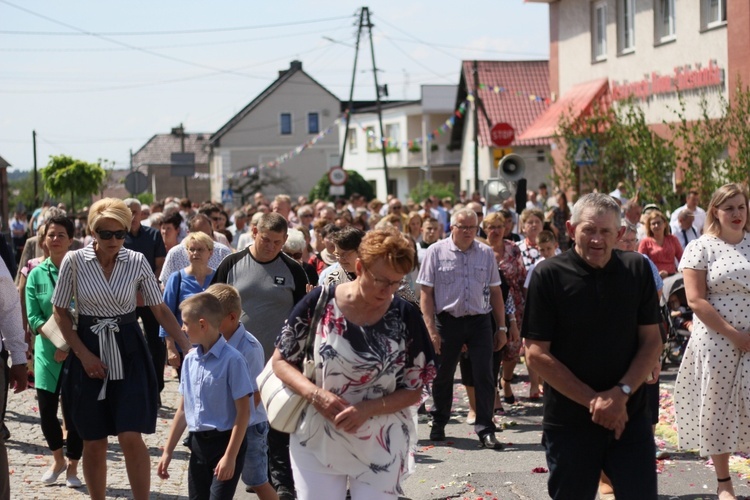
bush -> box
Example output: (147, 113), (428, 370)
(308, 170), (375, 202)
(409, 181), (456, 204)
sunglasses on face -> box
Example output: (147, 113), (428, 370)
(96, 229), (127, 240)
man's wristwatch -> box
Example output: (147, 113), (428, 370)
(616, 383), (632, 397)
(497, 326), (508, 333)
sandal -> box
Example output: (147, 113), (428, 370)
(501, 377), (515, 405)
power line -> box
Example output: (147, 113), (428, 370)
(0, 1), (297, 80)
(379, 34), (455, 83)
(0, 14), (354, 36)
(374, 13), (547, 59)
(0, 25), (353, 53)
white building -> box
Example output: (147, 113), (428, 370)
(339, 85), (462, 201)
(521, 0), (747, 188)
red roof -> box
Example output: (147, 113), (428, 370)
(461, 60), (550, 147)
(517, 78), (610, 142)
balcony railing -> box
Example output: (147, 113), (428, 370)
(365, 144), (461, 169)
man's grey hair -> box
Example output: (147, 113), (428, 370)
(123, 198), (141, 209)
(570, 193), (621, 225)
(148, 212), (164, 226)
(450, 207), (478, 226)
(163, 201), (180, 216)
(283, 228), (306, 254)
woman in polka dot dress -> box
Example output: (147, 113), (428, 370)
(674, 183), (750, 500)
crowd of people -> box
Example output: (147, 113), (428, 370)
(0, 182), (746, 499)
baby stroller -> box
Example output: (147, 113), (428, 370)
(660, 273), (692, 366)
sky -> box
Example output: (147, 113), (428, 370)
(1, 0), (549, 172)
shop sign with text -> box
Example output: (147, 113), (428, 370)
(611, 60), (724, 101)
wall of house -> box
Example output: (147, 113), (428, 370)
(340, 103), (462, 201)
(557, 0), (728, 125)
(213, 70), (341, 200)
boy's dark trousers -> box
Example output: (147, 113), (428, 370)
(188, 429), (247, 500)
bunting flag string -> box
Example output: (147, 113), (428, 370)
(196, 84), (549, 182)
(192, 112), (349, 181)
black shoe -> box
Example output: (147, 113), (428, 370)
(429, 425), (446, 441)
(480, 433), (503, 450)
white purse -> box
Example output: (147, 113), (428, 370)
(258, 286), (329, 433)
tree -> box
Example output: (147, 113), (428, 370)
(308, 170), (375, 202)
(408, 181), (455, 204)
(41, 155), (106, 212)
(669, 93), (730, 205)
(551, 99), (676, 207)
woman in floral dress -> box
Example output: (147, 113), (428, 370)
(272, 228), (436, 500)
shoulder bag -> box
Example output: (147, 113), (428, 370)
(257, 286), (329, 433)
(40, 254), (79, 352)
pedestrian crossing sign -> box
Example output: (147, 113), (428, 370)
(574, 139), (597, 166)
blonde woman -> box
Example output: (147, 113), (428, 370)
(52, 198), (191, 500)
(675, 184), (750, 500)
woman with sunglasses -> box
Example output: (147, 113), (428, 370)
(51, 198), (192, 500)
(272, 228), (436, 500)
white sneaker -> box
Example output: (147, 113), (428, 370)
(66, 475), (83, 488)
(41, 463), (67, 484)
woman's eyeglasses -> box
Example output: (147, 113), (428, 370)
(96, 229), (127, 240)
(364, 266), (402, 289)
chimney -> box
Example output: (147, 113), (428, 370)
(279, 60), (303, 78)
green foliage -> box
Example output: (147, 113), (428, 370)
(41, 155), (106, 211)
(553, 85), (750, 212)
(718, 82), (750, 188)
(308, 170), (375, 202)
(409, 181), (455, 204)
(136, 192), (154, 207)
(668, 94), (730, 206)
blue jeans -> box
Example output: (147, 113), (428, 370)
(242, 421), (270, 488)
(542, 411), (657, 500)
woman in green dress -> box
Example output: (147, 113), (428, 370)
(25, 215), (83, 487)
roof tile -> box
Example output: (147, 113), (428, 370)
(461, 60), (550, 147)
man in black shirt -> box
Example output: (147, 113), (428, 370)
(123, 198), (168, 395)
(523, 193), (662, 500)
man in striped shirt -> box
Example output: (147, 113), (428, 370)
(418, 207), (508, 450)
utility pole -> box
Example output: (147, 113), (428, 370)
(364, 7), (390, 197)
(340, 7), (390, 197)
(472, 61), (480, 193)
(339, 9), (365, 169)
(175, 123), (188, 198)
(32, 130), (38, 208)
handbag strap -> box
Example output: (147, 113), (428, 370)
(302, 285), (330, 361)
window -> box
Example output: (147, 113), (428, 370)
(307, 112), (320, 134)
(655, 0), (676, 43)
(701, 0), (726, 29)
(347, 128), (358, 153)
(592, 1), (608, 61)
(617, 0), (635, 53)
(280, 113), (292, 135)
(385, 123), (401, 151)
(365, 126), (378, 151)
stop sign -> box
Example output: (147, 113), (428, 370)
(490, 122), (515, 147)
